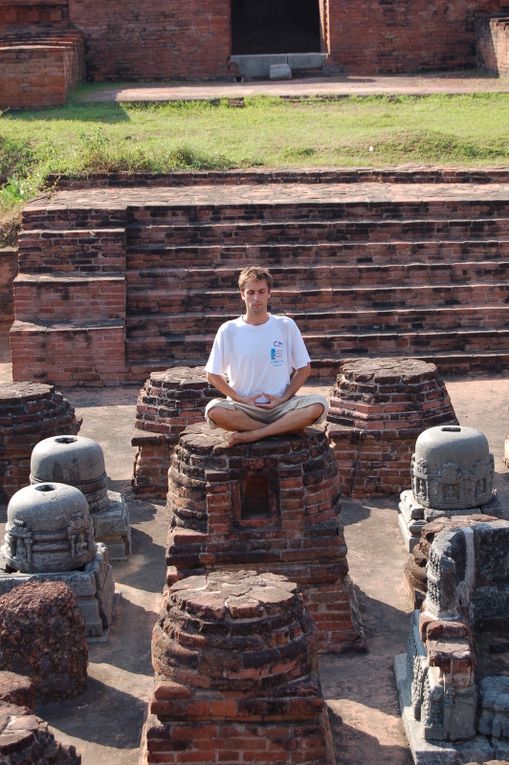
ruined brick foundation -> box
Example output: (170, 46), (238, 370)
(132, 367), (218, 499)
(326, 358), (457, 498)
(166, 423), (364, 653)
(141, 570), (336, 765)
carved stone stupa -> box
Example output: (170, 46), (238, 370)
(399, 425), (502, 550)
(0, 482), (115, 637)
(30, 435), (131, 560)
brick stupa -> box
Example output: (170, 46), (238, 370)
(141, 570), (336, 765)
(326, 357), (457, 497)
(0, 382), (81, 504)
(132, 367), (218, 498)
(165, 423), (364, 653)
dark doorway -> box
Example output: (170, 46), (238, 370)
(231, 0), (321, 54)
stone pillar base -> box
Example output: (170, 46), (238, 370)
(398, 489), (503, 551)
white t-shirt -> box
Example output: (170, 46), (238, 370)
(204, 314), (310, 398)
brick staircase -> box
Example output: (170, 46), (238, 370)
(10, 174), (509, 386)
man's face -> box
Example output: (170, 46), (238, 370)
(240, 278), (271, 316)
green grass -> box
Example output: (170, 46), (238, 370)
(2, 93), (509, 242)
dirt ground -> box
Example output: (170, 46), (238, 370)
(1, 342), (508, 764)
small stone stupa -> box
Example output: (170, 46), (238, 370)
(0, 482), (115, 638)
(399, 424), (502, 550)
(30, 434), (131, 560)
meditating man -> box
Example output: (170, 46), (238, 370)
(205, 266), (327, 446)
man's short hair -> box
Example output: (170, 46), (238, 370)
(238, 266), (273, 291)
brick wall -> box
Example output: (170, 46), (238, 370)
(1, 0), (507, 86)
(327, 0), (501, 73)
(476, 14), (509, 75)
(9, 322), (126, 386)
(68, 0), (231, 80)
(0, 248), (17, 332)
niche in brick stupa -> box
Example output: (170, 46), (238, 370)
(235, 472), (279, 529)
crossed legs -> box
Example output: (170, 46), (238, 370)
(208, 403), (325, 447)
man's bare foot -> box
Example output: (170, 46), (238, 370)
(227, 426), (308, 447)
(228, 430), (260, 447)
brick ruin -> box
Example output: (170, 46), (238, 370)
(9, 172), (509, 388)
(0, 381), (81, 504)
(132, 367), (218, 499)
(326, 357), (457, 498)
(1, 0), (509, 107)
(0, 248), (17, 335)
(141, 570), (336, 765)
(166, 423), (364, 653)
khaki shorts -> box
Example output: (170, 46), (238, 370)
(205, 393), (328, 427)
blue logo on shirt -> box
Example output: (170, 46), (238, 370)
(271, 340), (283, 366)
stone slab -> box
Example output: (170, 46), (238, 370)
(229, 54), (288, 78)
(287, 53), (326, 69)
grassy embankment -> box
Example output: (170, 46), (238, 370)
(2, 92), (509, 243)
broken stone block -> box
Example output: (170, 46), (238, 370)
(269, 62), (292, 79)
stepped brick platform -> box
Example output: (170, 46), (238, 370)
(0, 381), (81, 503)
(0, 26), (85, 109)
(11, 174), (509, 386)
(131, 366), (219, 498)
(326, 357), (457, 498)
(141, 570), (336, 765)
(165, 423), (364, 653)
